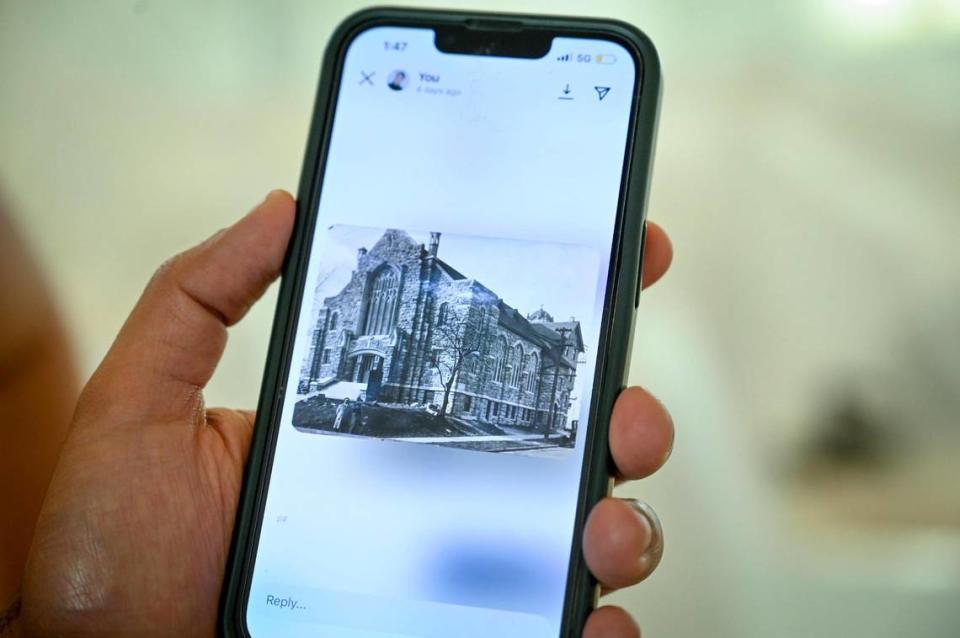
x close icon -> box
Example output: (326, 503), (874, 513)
(359, 71), (375, 85)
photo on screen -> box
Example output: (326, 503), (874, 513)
(293, 225), (599, 457)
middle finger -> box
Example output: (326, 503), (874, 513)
(609, 386), (674, 481)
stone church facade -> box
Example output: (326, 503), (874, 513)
(301, 229), (584, 432)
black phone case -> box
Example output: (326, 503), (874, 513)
(220, 7), (661, 637)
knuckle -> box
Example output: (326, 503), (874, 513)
(149, 250), (190, 288)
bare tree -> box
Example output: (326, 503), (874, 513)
(428, 299), (486, 418)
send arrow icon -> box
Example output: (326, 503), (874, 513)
(594, 86), (611, 101)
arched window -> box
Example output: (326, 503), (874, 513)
(527, 352), (539, 392)
(436, 302), (449, 326)
(329, 312), (338, 331)
(476, 307), (488, 354)
(511, 344), (524, 386)
(363, 266), (399, 335)
(494, 336), (508, 382)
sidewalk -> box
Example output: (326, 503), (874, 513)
(387, 433), (552, 444)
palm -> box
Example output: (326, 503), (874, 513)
(25, 406), (252, 636)
(21, 196), (289, 637)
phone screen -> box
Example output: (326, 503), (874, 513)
(245, 24), (639, 638)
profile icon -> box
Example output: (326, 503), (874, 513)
(387, 70), (408, 91)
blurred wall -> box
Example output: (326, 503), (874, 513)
(1, 1), (958, 636)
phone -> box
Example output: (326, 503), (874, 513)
(220, 8), (660, 638)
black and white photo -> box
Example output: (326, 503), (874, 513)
(292, 225), (600, 456)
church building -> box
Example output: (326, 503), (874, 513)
(301, 229), (584, 432)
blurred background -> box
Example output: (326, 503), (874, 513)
(1, 0), (958, 636)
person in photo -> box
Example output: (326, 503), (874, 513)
(348, 399), (362, 434)
(334, 399), (351, 431)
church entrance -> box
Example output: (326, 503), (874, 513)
(352, 353), (383, 383)
(351, 353), (385, 402)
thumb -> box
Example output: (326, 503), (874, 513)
(82, 190), (295, 425)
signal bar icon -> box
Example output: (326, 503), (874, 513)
(556, 53), (571, 62)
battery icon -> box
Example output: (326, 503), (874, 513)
(595, 54), (617, 65)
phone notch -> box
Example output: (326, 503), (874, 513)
(434, 21), (553, 59)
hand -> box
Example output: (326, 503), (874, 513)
(21, 192), (674, 637)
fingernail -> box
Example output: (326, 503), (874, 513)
(625, 499), (664, 565)
(655, 393), (675, 466)
(662, 428), (675, 465)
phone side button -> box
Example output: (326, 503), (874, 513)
(635, 222), (647, 308)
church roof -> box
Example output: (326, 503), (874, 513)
(497, 301), (578, 370)
(527, 307), (554, 322)
(370, 228), (418, 251)
(434, 258), (466, 281)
